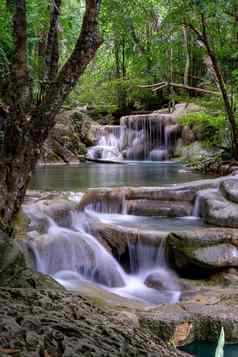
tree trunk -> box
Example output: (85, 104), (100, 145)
(0, 0), (102, 235)
(114, 38), (127, 115)
(188, 16), (238, 160)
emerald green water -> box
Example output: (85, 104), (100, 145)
(182, 342), (238, 357)
(30, 162), (210, 191)
(30, 161), (238, 357)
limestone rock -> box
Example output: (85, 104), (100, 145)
(0, 288), (189, 357)
(144, 269), (181, 292)
(127, 199), (193, 217)
(140, 287), (238, 346)
(167, 228), (238, 275)
(220, 178), (238, 204)
(40, 109), (100, 163)
(199, 188), (238, 228)
(79, 177), (222, 212)
(0, 229), (62, 289)
(89, 220), (167, 272)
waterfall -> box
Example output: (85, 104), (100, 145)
(25, 195), (181, 304)
(87, 125), (123, 162)
(87, 113), (181, 162)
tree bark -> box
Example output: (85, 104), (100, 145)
(182, 25), (190, 86)
(42, 0), (62, 84)
(187, 15), (238, 160)
(0, 0), (102, 235)
(9, 0), (31, 108)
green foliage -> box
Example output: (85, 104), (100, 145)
(0, 2), (13, 81)
(179, 111), (231, 150)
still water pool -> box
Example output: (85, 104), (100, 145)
(181, 341), (238, 357)
(30, 161), (210, 191)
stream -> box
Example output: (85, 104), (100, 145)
(28, 162), (237, 356)
(28, 162), (208, 304)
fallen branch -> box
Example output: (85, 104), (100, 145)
(152, 83), (168, 92)
(138, 81), (166, 88)
(148, 81), (221, 96)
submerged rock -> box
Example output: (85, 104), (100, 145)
(144, 269), (181, 292)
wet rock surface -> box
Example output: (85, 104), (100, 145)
(40, 109), (99, 163)
(144, 269), (181, 291)
(197, 187), (238, 228)
(139, 287), (238, 346)
(127, 199), (193, 217)
(220, 177), (238, 204)
(78, 177), (222, 213)
(0, 288), (189, 357)
(0, 229), (63, 290)
(167, 228), (238, 275)
(88, 220), (166, 272)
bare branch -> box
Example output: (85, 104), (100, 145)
(140, 81), (221, 96)
(152, 84), (168, 92)
(139, 81), (166, 88)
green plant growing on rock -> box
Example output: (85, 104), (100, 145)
(179, 112), (232, 153)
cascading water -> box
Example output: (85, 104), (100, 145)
(24, 195), (181, 305)
(87, 126), (123, 162)
(87, 113), (181, 162)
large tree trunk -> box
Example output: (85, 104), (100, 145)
(0, 0), (102, 235)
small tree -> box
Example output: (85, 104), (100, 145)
(0, 0), (102, 235)
(184, 11), (238, 159)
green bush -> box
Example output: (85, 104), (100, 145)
(179, 111), (231, 150)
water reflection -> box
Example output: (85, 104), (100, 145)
(30, 162), (210, 191)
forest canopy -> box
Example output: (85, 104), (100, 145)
(1, 0), (238, 112)
(0, 0), (238, 234)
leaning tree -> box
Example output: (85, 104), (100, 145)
(0, 0), (102, 235)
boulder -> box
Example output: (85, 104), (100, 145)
(0, 229), (62, 289)
(220, 178), (238, 204)
(167, 228), (238, 276)
(144, 269), (181, 292)
(40, 109), (100, 163)
(198, 188), (238, 228)
(79, 177), (222, 212)
(139, 287), (238, 346)
(88, 220), (167, 272)
(0, 287), (189, 357)
(24, 197), (82, 233)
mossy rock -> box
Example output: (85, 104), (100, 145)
(13, 209), (30, 240)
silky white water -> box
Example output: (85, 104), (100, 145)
(25, 198), (181, 305)
(87, 113), (181, 161)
